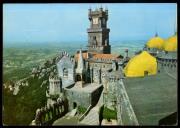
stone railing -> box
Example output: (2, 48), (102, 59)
(116, 79), (139, 125)
(78, 105), (92, 122)
(30, 98), (68, 126)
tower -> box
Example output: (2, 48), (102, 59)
(76, 49), (86, 87)
(49, 76), (62, 96)
(87, 7), (111, 54)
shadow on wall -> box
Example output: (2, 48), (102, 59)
(159, 112), (177, 125)
(99, 105), (104, 125)
(92, 85), (104, 107)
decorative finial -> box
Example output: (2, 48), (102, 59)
(80, 44), (82, 50)
(174, 13), (177, 35)
(155, 32), (158, 37)
(174, 12), (177, 35)
(89, 6), (91, 11)
(155, 25), (158, 37)
(100, 4), (103, 11)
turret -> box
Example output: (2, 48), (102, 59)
(49, 75), (62, 95)
(76, 49), (85, 74)
(125, 49), (128, 58)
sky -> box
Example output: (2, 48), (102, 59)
(3, 3), (177, 44)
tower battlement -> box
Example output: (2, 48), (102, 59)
(87, 7), (111, 54)
(49, 75), (60, 81)
(88, 7), (108, 19)
(57, 50), (75, 63)
(49, 75), (61, 95)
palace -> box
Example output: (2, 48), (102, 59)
(31, 7), (177, 126)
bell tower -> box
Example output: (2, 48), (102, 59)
(87, 7), (111, 54)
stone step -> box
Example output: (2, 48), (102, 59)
(80, 91), (104, 125)
(80, 109), (99, 125)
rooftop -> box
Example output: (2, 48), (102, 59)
(93, 53), (121, 60)
(75, 51), (123, 63)
(65, 82), (103, 93)
(74, 52), (88, 61)
(123, 70), (177, 125)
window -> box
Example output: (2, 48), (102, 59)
(144, 71), (148, 76)
(63, 68), (68, 78)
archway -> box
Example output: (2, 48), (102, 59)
(144, 71), (148, 76)
(73, 102), (77, 109)
(76, 75), (81, 81)
(63, 68), (68, 78)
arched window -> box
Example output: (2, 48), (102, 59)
(63, 68), (68, 78)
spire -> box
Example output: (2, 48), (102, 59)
(155, 31), (158, 37)
(100, 4), (103, 11)
(155, 24), (158, 37)
(174, 12), (177, 35)
(89, 6), (91, 13)
(89, 5), (91, 10)
(76, 49), (85, 74)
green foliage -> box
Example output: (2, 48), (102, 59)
(3, 67), (30, 83)
(103, 107), (117, 120)
(77, 106), (86, 114)
(3, 76), (49, 125)
(2, 44), (88, 125)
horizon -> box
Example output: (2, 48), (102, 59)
(3, 3), (177, 44)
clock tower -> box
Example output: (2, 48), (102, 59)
(87, 7), (111, 54)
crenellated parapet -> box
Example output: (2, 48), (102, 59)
(48, 75), (62, 96)
(30, 98), (68, 126)
(55, 50), (75, 64)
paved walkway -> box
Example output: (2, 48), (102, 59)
(117, 79), (139, 125)
(164, 68), (177, 80)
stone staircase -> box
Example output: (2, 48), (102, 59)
(79, 106), (99, 125)
(79, 91), (104, 125)
(68, 108), (77, 117)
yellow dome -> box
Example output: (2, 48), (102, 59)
(124, 51), (157, 77)
(163, 34), (177, 51)
(146, 36), (164, 49)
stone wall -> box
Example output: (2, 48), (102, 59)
(89, 62), (112, 70)
(103, 81), (117, 110)
(116, 79), (139, 125)
(157, 58), (177, 71)
(91, 85), (103, 106)
(57, 55), (75, 88)
(31, 98), (68, 126)
(65, 85), (103, 111)
(65, 89), (91, 111)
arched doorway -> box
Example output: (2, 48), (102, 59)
(76, 75), (81, 81)
(73, 102), (77, 109)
